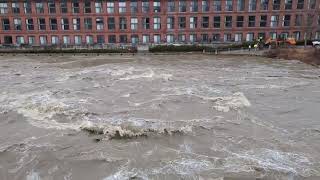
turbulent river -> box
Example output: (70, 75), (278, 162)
(0, 54), (320, 180)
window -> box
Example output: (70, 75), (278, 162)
(153, 0), (161, 12)
(226, 0), (233, 11)
(189, 34), (197, 43)
(260, 15), (267, 27)
(130, 0), (138, 13)
(72, 0), (80, 13)
(119, 0), (126, 13)
(73, 18), (80, 30)
(63, 36), (70, 45)
(95, 1), (102, 13)
(131, 17), (138, 30)
(61, 18), (69, 30)
(50, 18), (58, 30)
(120, 35), (128, 43)
(202, 16), (209, 28)
(248, 16), (256, 27)
(190, 0), (198, 12)
(12, 2), (20, 14)
(28, 36), (35, 45)
(108, 35), (116, 43)
(179, 0), (187, 12)
(74, 36), (82, 45)
(131, 35), (139, 44)
(2, 19), (10, 30)
(0, 2), (8, 14)
(24, 1), (32, 14)
(260, 0), (269, 10)
(36, 2), (44, 13)
(249, 0), (256, 11)
(295, 14), (303, 26)
(97, 35), (105, 44)
(237, 0), (245, 11)
(142, 0), (149, 13)
(48, 0), (56, 13)
(283, 15), (291, 27)
(236, 16), (244, 27)
(225, 16), (232, 28)
(201, 34), (209, 43)
(213, 16), (221, 28)
(224, 33), (232, 42)
(258, 32), (266, 39)
(270, 32), (277, 39)
(293, 31), (301, 40)
(26, 18), (34, 30)
(84, 0), (92, 13)
(142, 35), (150, 43)
(107, 17), (115, 30)
(178, 17), (186, 29)
(14, 18), (22, 30)
(16, 36), (25, 45)
(86, 35), (94, 44)
(4, 36), (13, 44)
(107, 1), (115, 13)
(60, 0), (68, 13)
(273, 0), (280, 10)
(167, 34), (174, 43)
(153, 17), (161, 30)
(213, 34), (221, 41)
(153, 34), (161, 43)
(297, 0), (304, 9)
(285, 0), (292, 9)
(142, 17), (150, 29)
(190, 17), (198, 29)
(235, 33), (243, 42)
(308, 0), (316, 9)
(96, 18), (104, 30)
(280, 32), (289, 39)
(307, 14), (314, 27)
(202, 0), (209, 12)
(167, 17), (174, 29)
(213, 0), (221, 11)
(51, 35), (59, 45)
(178, 34), (186, 42)
(167, 0), (175, 12)
(84, 18), (92, 30)
(39, 36), (47, 45)
(246, 33), (254, 42)
(119, 17), (127, 30)
(270, 15), (279, 27)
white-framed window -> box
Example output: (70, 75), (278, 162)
(107, 1), (115, 13)
(73, 18), (80, 30)
(96, 18), (104, 30)
(74, 35), (82, 45)
(131, 35), (139, 44)
(270, 32), (277, 39)
(270, 15), (279, 27)
(28, 36), (35, 45)
(142, 35), (150, 43)
(86, 35), (94, 44)
(189, 34), (197, 43)
(51, 36), (59, 45)
(0, 2), (8, 14)
(131, 18), (138, 30)
(119, 1), (126, 13)
(63, 36), (70, 45)
(166, 34), (174, 43)
(190, 17), (197, 29)
(153, 34), (161, 43)
(153, 1), (161, 12)
(39, 36), (47, 45)
(246, 33), (254, 42)
(235, 33), (243, 42)
(14, 18), (22, 30)
(95, 1), (102, 13)
(153, 17), (161, 30)
(16, 36), (25, 44)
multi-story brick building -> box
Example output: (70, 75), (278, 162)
(0, 0), (319, 46)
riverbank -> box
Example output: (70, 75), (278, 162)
(264, 48), (320, 67)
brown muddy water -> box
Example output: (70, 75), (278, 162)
(0, 54), (320, 180)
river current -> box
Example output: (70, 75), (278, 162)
(0, 54), (319, 180)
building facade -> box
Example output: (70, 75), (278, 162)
(0, 0), (319, 46)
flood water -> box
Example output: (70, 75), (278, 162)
(0, 54), (320, 180)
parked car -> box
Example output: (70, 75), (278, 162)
(312, 40), (320, 48)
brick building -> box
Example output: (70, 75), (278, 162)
(0, 0), (319, 46)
